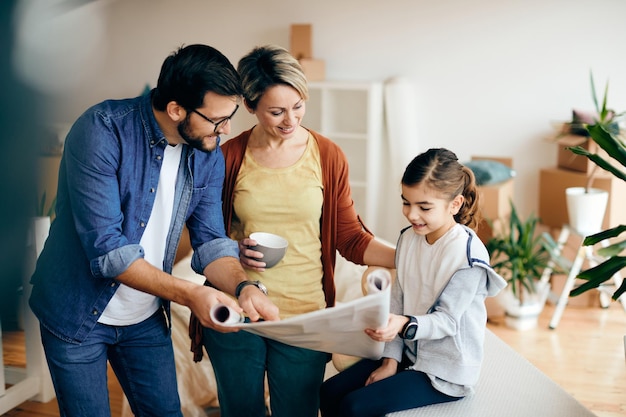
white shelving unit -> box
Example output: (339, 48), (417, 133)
(1, 218), (55, 414)
(304, 81), (385, 233)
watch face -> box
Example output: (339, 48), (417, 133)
(405, 324), (417, 339)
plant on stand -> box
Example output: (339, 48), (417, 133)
(486, 202), (563, 330)
(561, 73), (625, 238)
(566, 75), (626, 300)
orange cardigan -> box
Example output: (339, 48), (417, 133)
(189, 127), (373, 361)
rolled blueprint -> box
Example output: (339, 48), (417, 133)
(365, 268), (392, 294)
(210, 304), (245, 325)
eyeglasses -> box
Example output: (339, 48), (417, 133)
(191, 104), (239, 133)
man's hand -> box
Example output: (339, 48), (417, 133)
(237, 285), (280, 322)
(186, 285), (244, 332)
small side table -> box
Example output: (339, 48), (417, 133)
(543, 225), (626, 329)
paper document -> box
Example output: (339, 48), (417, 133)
(211, 269), (392, 360)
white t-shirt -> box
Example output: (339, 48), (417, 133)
(98, 144), (182, 326)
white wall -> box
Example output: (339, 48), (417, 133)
(15, 0), (626, 240)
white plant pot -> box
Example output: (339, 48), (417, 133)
(19, 216), (51, 330)
(30, 216), (51, 257)
(497, 281), (550, 331)
(565, 187), (608, 236)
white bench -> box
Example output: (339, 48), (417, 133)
(387, 329), (594, 417)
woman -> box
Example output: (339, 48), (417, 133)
(197, 45), (395, 417)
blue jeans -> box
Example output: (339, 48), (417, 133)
(320, 358), (462, 417)
(40, 310), (182, 417)
(203, 328), (329, 417)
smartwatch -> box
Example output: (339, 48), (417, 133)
(399, 315), (418, 339)
(235, 280), (268, 298)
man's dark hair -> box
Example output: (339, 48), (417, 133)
(152, 44), (242, 111)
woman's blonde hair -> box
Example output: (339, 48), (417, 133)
(237, 45), (308, 110)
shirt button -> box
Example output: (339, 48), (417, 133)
(156, 155), (162, 160)
(92, 310), (98, 315)
(140, 222), (146, 227)
(150, 188), (155, 193)
(110, 282), (117, 287)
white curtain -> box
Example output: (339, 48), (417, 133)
(378, 77), (420, 243)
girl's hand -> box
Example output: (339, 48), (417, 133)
(365, 314), (409, 342)
(365, 358), (398, 386)
(238, 237), (267, 271)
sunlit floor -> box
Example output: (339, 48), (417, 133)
(487, 301), (626, 417)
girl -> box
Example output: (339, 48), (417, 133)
(319, 148), (507, 417)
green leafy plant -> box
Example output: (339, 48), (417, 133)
(486, 202), (557, 303)
(569, 72), (625, 192)
(35, 191), (56, 218)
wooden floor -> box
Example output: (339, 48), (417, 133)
(2, 301), (626, 417)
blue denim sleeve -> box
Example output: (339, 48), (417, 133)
(64, 106), (142, 278)
(186, 146), (239, 274)
(91, 244), (145, 279)
(191, 238), (239, 275)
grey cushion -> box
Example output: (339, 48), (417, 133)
(465, 160), (515, 186)
(386, 330), (594, 417)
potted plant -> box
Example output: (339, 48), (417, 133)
(486, 202), (564, 330)
(566, 102), (626, 301)
(561, 73), (625, 237)
(31, 191), (56, 256)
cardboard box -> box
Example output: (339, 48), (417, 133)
(299, 58), (325, 81)
(538, 166), (626, 231)
(476, 217), (505, 245)
(550, 273), (599, 308)
(556, 134), (599, 174)
(472, 156), (514, 221)
(290, 24), (312, 60)
(477, 179), (514, 221)
(485, 296), (505, 320)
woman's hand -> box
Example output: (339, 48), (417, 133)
(365, 358), (398, 386)
(365, 314), (408, 342)
(238, 237), (267, 271)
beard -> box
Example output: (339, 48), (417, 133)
(177, 115), (217, 152)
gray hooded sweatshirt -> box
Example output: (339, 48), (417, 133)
(383, 224), (507, 397)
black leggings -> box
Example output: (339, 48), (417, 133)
(319, 358), (462, 417)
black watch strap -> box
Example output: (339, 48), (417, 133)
(235, 280), (268, 298)
(399, 315), (418, 339)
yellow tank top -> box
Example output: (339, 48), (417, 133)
(231, 134), (325, 318)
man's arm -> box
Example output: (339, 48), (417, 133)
(202, 257), (280, 323)
(117, 257), (279, 329)
(115, 258), (242, 331)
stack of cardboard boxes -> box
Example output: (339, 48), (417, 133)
(539, 132), (626, 232)
(473, 156), (514, 245)
(289, 24), (325, 81)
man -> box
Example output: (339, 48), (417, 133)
(29, 44), (278, 417)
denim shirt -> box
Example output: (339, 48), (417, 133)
(29, 91), (238, 343)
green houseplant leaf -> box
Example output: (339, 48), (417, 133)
(34, 191), (56, 218)
(570, 256), (626, 300)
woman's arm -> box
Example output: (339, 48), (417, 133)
(362, 238), (396, 269)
